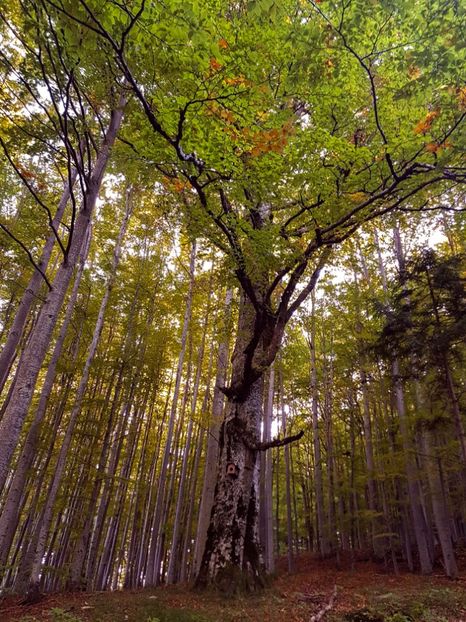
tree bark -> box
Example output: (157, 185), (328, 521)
(0, 228), (90, 568)
(193, 289), (232, 576)
(0, 164), (79, 396)
(0, 97), (125, 492)
(195, 291), (266, 593)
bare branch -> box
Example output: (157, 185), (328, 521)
(0, 222), (52, 290)
(254, 429), (304, 451)
(0, 136), (67, 257)
(310, 585), (338, 622)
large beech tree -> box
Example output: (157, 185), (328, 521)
(3, 0), (466, 592)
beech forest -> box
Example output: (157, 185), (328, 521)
(0, 1), (465, 621)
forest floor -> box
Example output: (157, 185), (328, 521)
(2, 554), (466, 622)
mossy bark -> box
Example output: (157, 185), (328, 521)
(195, 293), (267, 594)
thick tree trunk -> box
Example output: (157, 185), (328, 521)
(195, 292), (265, 593)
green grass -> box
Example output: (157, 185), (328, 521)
(330, 585), (466, 622)
(17, 601), (213, 622)
(13, 578), (466, 622)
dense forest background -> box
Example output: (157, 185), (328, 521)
(0, 0), (465, 603)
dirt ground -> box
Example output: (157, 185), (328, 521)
(1, 553), (466, 622)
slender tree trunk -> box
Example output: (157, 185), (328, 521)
(260, 365), (275, 573)
(0, 98), (125, 492)
(323, 350), (336, 554)
(308, 290), (329, 558)
(0, 165), (79, 396)
(167, 282), (211, 583)
(145, 242), (196, 586)
(360, 370), (387, 558)
(417, 386), (458, 578)
(0, 229), (91, 568)
(391, 225), (433, 574)
(19, 187), (131, 594)
(180, 422), (204, 582)
(279, 368), (294, 573)
(193, 289), (232, 576)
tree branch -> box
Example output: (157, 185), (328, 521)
(254, 429), (304, 451)
(0, 222), (52, 290)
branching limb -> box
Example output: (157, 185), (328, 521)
(254, 430), (304, 451)
(0, 222), (52, 290)
(0, 136), (66, 257)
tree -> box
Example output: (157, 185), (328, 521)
(0, 0), (465, 595)
(41, 0), (466, 591)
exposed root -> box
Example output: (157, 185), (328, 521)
(19, 582), (44, 606)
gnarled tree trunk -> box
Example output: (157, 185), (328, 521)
(195, 292), (265, 594)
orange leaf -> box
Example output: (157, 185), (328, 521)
(209, 57), (222, 72)
(413, 110), (439, 135)
(225, 76), (247, 87)
(218, 38), (229, 49)
(408, 65), (421, 79)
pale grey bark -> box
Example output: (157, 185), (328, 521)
(352, 263), (383, 556)
(23, 186), (131, 591)
(145, 242), (196, 586)
(196, 291), (265, 591)
(193, 289), (232, 576)
(323, 345), (336, 553)
(393, 226), (433, 574)
(417, 385), (458, 578)
(167, 281), (211, 583)
(179, 422), (204, 582)
(0, 228), (91, 568)
(259, 365), (274, 572)
(0, 166), (79, 396)
(279, 368), (294, 572)
(308, 290), (329, 558)
(94, 388), (144, 590)
(0, 98), (126, 492)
